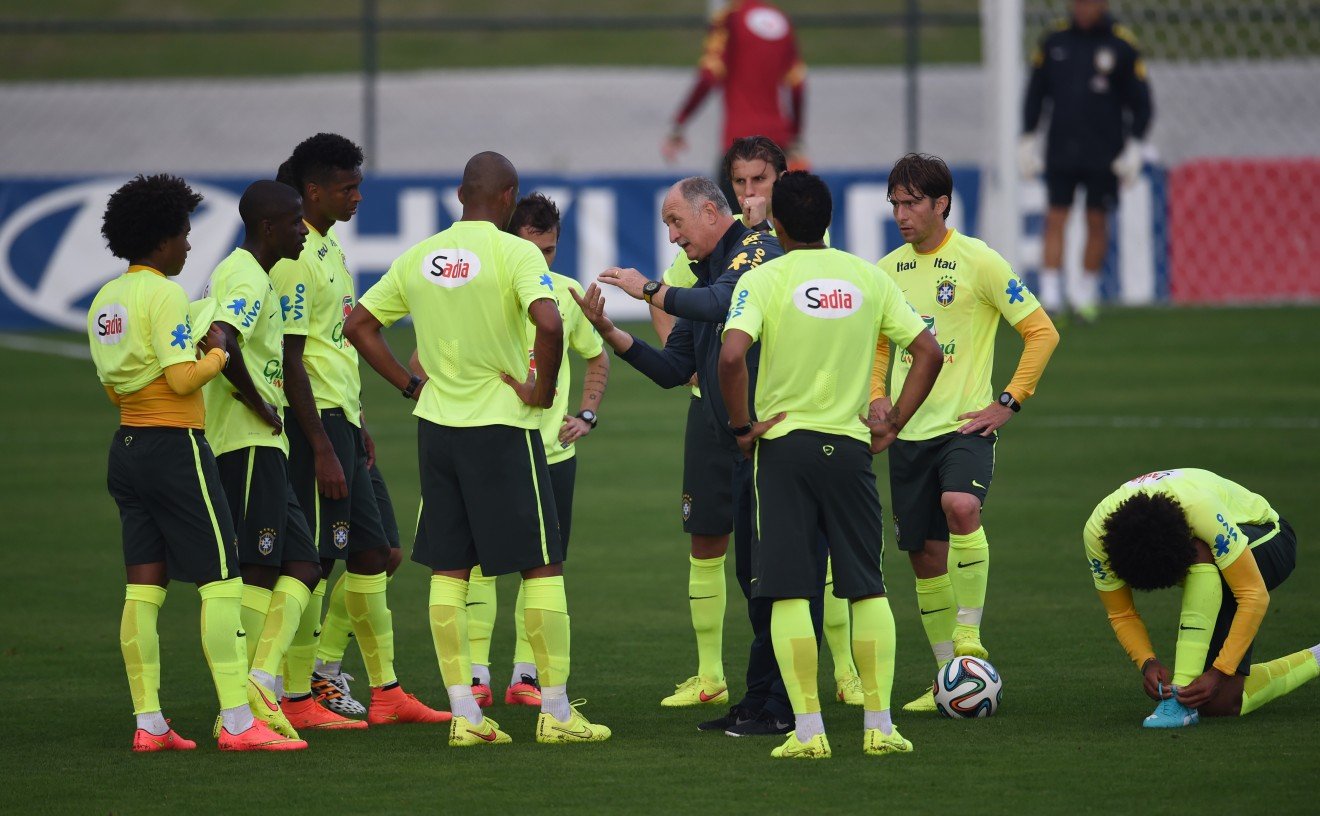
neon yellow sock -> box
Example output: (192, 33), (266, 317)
(822, 557), (857, 679)
(1241, 649), (1320, 715)
(252, 577), (312, 681)
(239, 584), (272, 669)
(428, 575), (471, 689)
(466, 565), (498, 669)
(1173, 563), (1221, 686)
(512, 579), (534, 666)
(315, 571), (352, 665)
(851, 596), (897, 712)
(121, 584), (167, 715)
(198, 578), (248, 710)
(771, 598), (819, 715)
(948, 527), (990, 626)
(523, 576), (571, 688)
(689, 554), (727, 682)
(915, 574), (957, 665)
(344, 571), (396, 687)
(283, 578), (326, 697)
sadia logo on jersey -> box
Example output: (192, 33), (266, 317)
(793, 279), (863, 319)
(422, 249), (481, 288)
(94, 303), (128, 344)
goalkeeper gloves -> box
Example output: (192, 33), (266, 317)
(1017, 133), (1043, 179)
(1111, 139), (1145, 186)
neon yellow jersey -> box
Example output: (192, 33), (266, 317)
(269, 223), (361, 423)
(1082, 468), (1281, 592)
(202, 248), (288, 457)
(88, 267), (200, 395)
(723, 248), (927, 443)
(359, 220), (557, 429)
(878, 229), (1039, 441)
(526, 273), (604, 464)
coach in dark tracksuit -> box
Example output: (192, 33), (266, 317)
(1020, 0), (1153, 322)
(582, 175), (826, 737)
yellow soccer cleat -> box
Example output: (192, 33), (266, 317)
(449, 714), (512, 747)
(835, 673), (864, 706)
(660, 675), (728, 708)
(902, 686), (938, 713)
(248, 678), (300, 740)
(864, 726), (913, 757)
(536, 701), (612, 744)
(952, 624), (989, 659)
(771, 731), (831, 759)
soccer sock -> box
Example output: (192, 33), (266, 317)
(863, 709), (893, 734)
(473, 663), (491, 686)
(314, 571), (353, 666)
(283, 578), (326, 698)
(851, 596), (897, 734)
(466, 564), (498, 674)
(136, 711), (169, 736)
(511, 580), (536, 676)
(1172, 563), (1221, 686)
(822, 557), (858, 680)
(948, 528), (990, 627)
(428, 575), (481, 721)
(344, 570), (396, 688)
(523, 576), (572, 719)
(239, 584), (272, 668)
(770, 598), (821, 739)
(511, 662), (538, 686)
(121, 584), (167, 718)
(1240, 649), (1320, 715)
(689, 554), (727, 682)
(251, 576), (312, 688)
(1039, 268), (1063, 312)
(197, 578), (250, 718)
(915, 574), (957, 665)
(1076, 269), (1101, 313)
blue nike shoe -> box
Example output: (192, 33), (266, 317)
(1142, 684), (1200, 729)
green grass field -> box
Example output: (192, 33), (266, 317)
(3, 307), (1319, 814)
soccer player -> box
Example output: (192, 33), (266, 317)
(871, 154), (1060, 713)
(345, 151), (610, 746)
(88, 174), (303, 751)
(459, 192), (610, 709)
(1084, 468), (1317, 727)
(718, 171), (943, 758)
(271, 133), (446, 727)
(649, 136), (861, 707)
(199, 180), (347, 738)
(1020, 0), (1153, 321)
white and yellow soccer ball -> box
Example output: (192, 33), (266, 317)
(933, 656), (1002, 718)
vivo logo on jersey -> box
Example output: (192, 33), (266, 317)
(423, 249), (481, 288)
(793, 280), (863, 319)
(94, 303), (128, 344)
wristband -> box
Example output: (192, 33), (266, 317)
(402, 374), (422, 400)
(729, 422), (753, 437)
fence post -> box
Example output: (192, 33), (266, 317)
(362, 0), (379, 169)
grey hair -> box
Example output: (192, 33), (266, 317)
(677, 176), (731, 216)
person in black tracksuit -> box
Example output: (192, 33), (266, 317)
(579, 176), (828, 737)
(1021, 0), (1153, 322)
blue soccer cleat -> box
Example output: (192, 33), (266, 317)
(1142, 684), (1200, 729)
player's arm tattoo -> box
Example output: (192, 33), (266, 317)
(579, 352), (610, 411)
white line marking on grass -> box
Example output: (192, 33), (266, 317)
(0, 333), (90, 360)
(1035, 416), (1320, 430)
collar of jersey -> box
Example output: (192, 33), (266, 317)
(913, 228), (956, 257)
(127, 264), (165, 277)
(303, 220), (326, 239)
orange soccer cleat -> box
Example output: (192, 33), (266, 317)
(282, 695), (368, 730)
(131, 722), (196, 753)
(216, 719), (308, 751)
(504, 674), (542, 707)
(368, 685), (452, 725)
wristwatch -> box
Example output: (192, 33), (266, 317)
(642, 280), (662, 304)
(729, 421), (754, 437)
(402, 374), (422, 400)
(576, 409), (598, 428)
(997, 391), (1021, 413)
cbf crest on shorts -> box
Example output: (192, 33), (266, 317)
(332, 521), (350, 550)
(682, 493), (693, 523)
(258, 527), (277, 556)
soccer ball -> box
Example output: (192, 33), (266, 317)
(933, 656), (1002, 718)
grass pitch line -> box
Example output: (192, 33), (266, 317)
(1035, 415), (1320, 430)
(0, 333), (90, 359)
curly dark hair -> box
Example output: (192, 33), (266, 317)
(721, 135), (788, 184)
(771, 171), (832, 244)
(1100, 493), (1197, 590)
(101, 174), (203, 262)
(887, 153), (953, 220)
(278, 132), (363, 193)
(508, 192), (561, 236)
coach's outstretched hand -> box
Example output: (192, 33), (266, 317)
(597, 267), (649, 300)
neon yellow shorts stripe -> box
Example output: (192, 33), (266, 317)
(188, 430), (229, 578)
(524, 430), (550, 564)
(243, 447), (255, 520)
(752, 443), (762, 542)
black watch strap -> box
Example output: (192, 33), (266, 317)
(576, 410), (598, 428)
(997, 391), (1021, 413)
(729, 422), (754, 436)
(402, 374), (422, 399)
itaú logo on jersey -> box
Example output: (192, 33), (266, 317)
(94, 303), (128, 344)
(423, 249), (481, 288)
(793, 279), (863, 319)
(0, 180), (240, 330)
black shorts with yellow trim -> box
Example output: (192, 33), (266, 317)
(1205, 518), (1298, 676)
(751, 430), (887, 600)
(548, 457), (577, 556)
(216, 445), (319, 567)
(889, 431), (996, 552)
(286, 408), (390, 559)
(107, 426), (239, 585)
(368, 463), (401, 549)
(413, 420), (563, 576)
(682, 396), (736, 536)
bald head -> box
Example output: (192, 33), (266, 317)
(458, 151), (520, 227)
(239, 179), (302, 230)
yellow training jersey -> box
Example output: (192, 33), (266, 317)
(526, 273), (604, 464)
(359, 220), (557, 430)
(1082, 468), (1280, 592)
(269, 223), (361, 423)
(878, 229), (1040, 441)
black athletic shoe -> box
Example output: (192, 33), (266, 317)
(697, 704), (756, 732)
(724, 710), (793, 737)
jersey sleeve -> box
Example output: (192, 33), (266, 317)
(211, 266), (267, 345)
(564, 281), (605, 360)
(1183, 489), (1251, 572)
(270, 257), (314, 337)
(661, 251), (698, 288)
(722, 268), (766, 342)
(510, 241), (556, 315)
(1083, 515), (1127, 592)
(979, 246), (1041, 325)
(149, 281), (200, 368)
(875, 275), (928, 351)
(358, 257), (410, 328)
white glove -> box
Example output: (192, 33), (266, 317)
(1111, 139), (1144, 186)
(1017, 134), (1043, 179)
